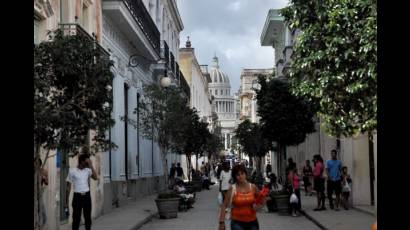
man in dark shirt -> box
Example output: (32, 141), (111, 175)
(169, 163), (176, 186)
(266, 161), (272, 176)
(176, 162), (184, 181)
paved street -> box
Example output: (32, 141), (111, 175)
(141, 184), (320, 230)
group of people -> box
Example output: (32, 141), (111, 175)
(284, 149), (353, 217)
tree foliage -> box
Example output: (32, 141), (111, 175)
(281, 0), (377, 137)
(256, 76), (316, 146)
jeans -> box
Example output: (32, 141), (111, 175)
(72, 192), (92, 230)
(231, 219), (259, 230)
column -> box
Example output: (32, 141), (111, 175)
(224, 133), (228, 150)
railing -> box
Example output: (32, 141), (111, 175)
(161, 40), (169, 65)
(123, 0), (160, 55)
(179, 71), (190, 98)
(170, 52), (175, 74)
(175, 62), (180, 82)
(59, 23), (109, 57)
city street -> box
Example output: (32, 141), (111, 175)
(141, 184), (320, 230)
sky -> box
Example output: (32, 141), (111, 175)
(176, 0), (289, 93)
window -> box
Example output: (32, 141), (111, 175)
(221, 90), (223, 95)
(34, 19), (39, 44)
(215, 90), (218, 95)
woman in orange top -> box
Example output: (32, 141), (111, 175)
(218, 164), (265, 230)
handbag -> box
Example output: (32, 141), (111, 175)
(225, 184), (236, 220)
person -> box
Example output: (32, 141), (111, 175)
(303, 160), (313, 196)
(265, 162), (272, 177)
(65, 152), (98, 230)
(200, 161), (206, 175)
(220, 161), (232, 202)
(34, 157), (48, 228)
(313, 154), (326, 211)
(266, 173), (282, 212)
(286, 158), (296, 175)
(326, 149), (343, 211)
(217, 162), (223, 180)
(202, 173), (211, 190)
(218, 164), (264, 230)
(176, 162), (185, 181)
(288, 167), (301, 217)
(341, 166), (352, 210)
(169, 163), (176, 187)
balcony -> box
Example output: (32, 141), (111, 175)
(161, 40), (170, 65)
(59, 23), (109, 58)
(170, 52), (175, 74)
(103, 0), (160, 58)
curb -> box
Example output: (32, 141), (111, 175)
(132, 211), (158, 230)
(299, 210), (328, 230)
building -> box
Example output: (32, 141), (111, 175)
(239, 68), (273, 123)
(207, 56), (237, 153)
(101, 0), (186, 214)
(34, 1), (107, 229)
(261, 9), (377, 209)
(178, 37), (213, 172)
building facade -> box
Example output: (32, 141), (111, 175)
(101, 0), (186, 214)
(261, 8), (377, 209)
(207, 56), (237, 153)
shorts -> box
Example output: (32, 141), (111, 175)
(314, 177), (325, 192)
(327, 180), (342, 195)
(231, 219), (259, 230)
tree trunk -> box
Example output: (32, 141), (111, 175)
(195, 153), (199, 172)
(160, 146), (169, 187)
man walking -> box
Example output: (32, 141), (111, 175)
(176, 162), (185, 182)
(65, 153), (98, 230)
(326, 149), (343, 211)
(265, 161), (272, 177)
(169, 163), (176, 187)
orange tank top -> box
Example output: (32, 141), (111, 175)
(231, 183), (257, 222)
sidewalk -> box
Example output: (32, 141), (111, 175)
(300, 194), (375, 230)
(79, 194), (159, 230)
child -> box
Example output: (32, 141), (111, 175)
(341, 166), (352, 210)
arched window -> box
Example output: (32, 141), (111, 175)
(214, 75), (217, 82)
(220, 89), (223, 95)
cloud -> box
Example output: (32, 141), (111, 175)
(176, 0), (289, 92)
(227, 1), (241, 11)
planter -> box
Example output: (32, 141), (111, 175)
(192, 179), (202, 192)
(155, 197), (180, 219)
(272, 193), (290, 215)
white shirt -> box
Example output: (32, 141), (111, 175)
(220, 170), (231, 191)
(66, 167), (92, 193)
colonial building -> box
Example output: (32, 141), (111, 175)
(34, 1), (107, 229)
(101, 0), (187, 214)
(261, 9), (377, 210)
(178, 37), (213, 173)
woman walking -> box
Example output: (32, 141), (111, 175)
(288, 167), (302, 217)
(220, 161), (232, 202)
(303, 160), (313, 196)
(218, 164), (265, 230)
(313, 155), (326, 211)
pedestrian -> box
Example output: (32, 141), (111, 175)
(176, 162), (185, 181)
(220, 161), (232, 202)
(326, 149), (343, 211)
(200, 161), (206, 175)
(217, 162), (223, 180)
(218, 164), (265, 230)
(65, 152), (98, 230)
(266, 173), (282, 212)
(341, 166), (352, 210)
(286, 158), (296, 176)
(169, 163), (176, 188)
(34, 157), (48, 228)
(303, 160), (313, 196)
(313, 154), (326, 211)
(288, 167), (302, 217)
(265, 161), (272, 178)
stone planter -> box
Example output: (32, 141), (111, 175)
(272, 193), (290, 215)
(155, 197), (180, 219)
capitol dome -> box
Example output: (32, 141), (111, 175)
(209, 56), (230, 85)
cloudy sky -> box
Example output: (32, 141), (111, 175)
(176, 0), (289, 93)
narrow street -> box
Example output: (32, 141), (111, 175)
(140, 184), (320, 230)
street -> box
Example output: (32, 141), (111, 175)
(140, 185), (320, 230)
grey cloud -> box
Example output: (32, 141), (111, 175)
(176, 0), (288, 92)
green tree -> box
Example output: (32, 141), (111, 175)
(281, 0), (377, 137)
(235, 119), (271, 174)
(256, 76), (316, 175)
(34, 29), (114, 230)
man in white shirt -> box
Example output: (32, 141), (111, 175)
(65, 153), (97, 230)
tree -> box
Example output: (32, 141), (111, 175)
(235, 120), (271, 174)
(135, 84), (190, 184)
(281, 0), (377, 137)
(34, 29), (114, 230)
(256, 76), (316, 176)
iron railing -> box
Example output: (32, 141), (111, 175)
(161, 40), (169, 65)
(170, 52), (175, 74)
(122, 0), (160, 55)
(59, 23), (109, 57)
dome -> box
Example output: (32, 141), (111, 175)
(209, 56), (230, 84)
